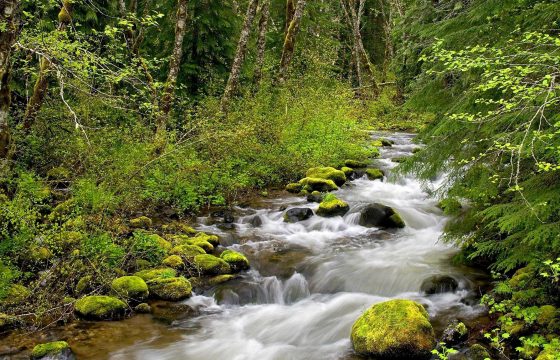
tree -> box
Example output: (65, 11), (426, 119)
(254, 0), (270, 86)
(0, 0), (19, 159)
(24, 0), (74, 130)
(221, 0), (259, 111)
(279, 0), (307, 83)
(155, 0), (189, 146)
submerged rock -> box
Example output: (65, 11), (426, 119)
(220, 249), (250, 272)
(74, 295), (127, 320)
(31, 341), (75, 360)
(359, 204), (405, 228)
(305, 167), (347, 186)
(284, 207), (314, 223)
(351, 299), (436, 359)
(111, 276), (149, 301)
(421, 275), (459, 294)
(147, 277), (192, 301)
(316, 195), (349, 217)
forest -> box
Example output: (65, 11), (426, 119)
(1, 0), (559, 359)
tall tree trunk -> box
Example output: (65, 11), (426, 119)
(279, 0), (306, 83)
(254, 0), (270, 86)
(285, 0), (295, 36)
(0, 0), (19, 160)
(221, 0), (259, 112)
(155, 0), (189, 146)
(24, 0), (73, 130)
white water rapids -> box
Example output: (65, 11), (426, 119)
(110, 133), (486, 360)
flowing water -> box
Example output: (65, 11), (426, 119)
(1, 132), (488, 360)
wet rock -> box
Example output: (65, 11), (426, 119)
(111, 276), (149, 302)
(366, 168), (384, 181)
(283, 208), (314, 223)
(441, 320), (468, 344)
(316, 195), (349, 217)
(220, 250), (250, 272)
(74, 295), (127, 320)
(211, 210), (235, 223)
(421, 275), (459, 294)
(307, 191), (324, 203)
(351, 299), (436, 359)
(192, 254), (231, 275)
(249, 215), (263, 227)
(465, 344), (491, 360)
(134, 303), (152, 313)
(151, 301), (196, 323)
(380, 138), (394, 147)
(306, 167), (347, 186)
(299, 177), (338, 192)
(147, 277), (192, 301)
(359, 204), (406, 228)
(31, 341), (75, 360)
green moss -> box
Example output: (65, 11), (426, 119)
(366, 168), (384, 181)
(192, 233), (220, 247)
(57, 231), (85, 247)
(111, 276), (149, 301)
(75, 275), (92, 295)
(285, 182), (304, 193)
(351, 299), (435, 358)
(208, 275), (236, 285)
(316, 194), (350, 217)
(455, 322), (468, 337)
(0, 313), (18, 331)
(150, 234), (172, 251)
(379, 138), (394, 146)
(305, 167), (347, 186)
(388, 213), (406, 228)
(220, 249), (250, 272)
(345, 160), (368, 168)
(74, 295), (127, 320)
(147, 276), (192, 301)
(192, 254), (231, 275)
(134, 303), (152, 313)
(537, 348), (560, 360)
(509, 266), (533, 289)
(134, 268), (177, 281)
(29, 246), (53, 261)
(2, 284), (30, 306)
(341, 167), (354, 177)
(130, 216), (152, 229)
(162, 255), (184, 269)
(438, 198), (462, 216)
(502, 320), (525, 337)
(170, 244), (206, 259)
(161, 222), (197, 235)
(186, 238), (214, 253)
(31, 341), (70, 359)
(299, 177), (338, 192)
(537, 305), (557, 326)
(466, 344), (491, 360)
(135, 259), (151, 270)
(371, 140), (383, 147)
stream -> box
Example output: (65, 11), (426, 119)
(1, 132), (489, 360)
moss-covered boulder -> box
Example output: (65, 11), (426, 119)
(29, 246), (53, 261)
(537, 305), (557, 326)
(220, 250), (250, 272)
(441, 321), (468, 345)
(192, 254), (231, 275)
(306, 167), (347, 186)
(465, 344), (491, 360)
(286, 182), (304, 193)
(307, 191), (324, 203)
(191, 232), (220, 247)
(170, 244), (206, 259)
(316, 195), (350, 217)
(130, 216), (152, 229)
(185, 238), (214, 253)
(134, 303), (152, 313)
(371, 140), (383, 147)
(74, 275), (93, 295)
(537, 348), (559, 360)
(147, 277), (192, 301)
(74, 295), (127, 320)
(208, 275), (236, 285)
(366, 168), (384, 181)
(351, 299), (435, 359)
(299, 177), (338, 192)
(31, 341), (74, 360)
(341, 167), (354, 177)
(0, 313), (19, 331)
(345, 160), (368, 168)
(284, 207), (314, 223)
(359, 204), (405, 229)
(162, 255), (185, 269)
(111, 276), (149, 301)
(134, 268), (177, 282)
(2, 284), (30, 307)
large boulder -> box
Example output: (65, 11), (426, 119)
(31, 341), (75, 360)
(111, 276), (149, 301)
(351, 299), (436, 359)
(299, 177), (338, 192)
(192, 254), (231, 275)
(316, 195), (350, 217)
(359, 204), (405, 228)
(169, 244), (206, 258)
(421, 275), (459, 294)
(147, 277), (192, 301)
(306, 167), (347, 186)
(74, 295), (127, 320)
(220, 250), (250, 272)
(284, 208), (314, 223)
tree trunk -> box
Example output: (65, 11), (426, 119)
(279, 0), (307, 83)
(155, 0), (189, 145)
(221, 0), (259, 112)
(0, 0), (19, 159)
(285, 0), (295, 36)
(24, 0), (73, 130)
(254, 0), (270, 86)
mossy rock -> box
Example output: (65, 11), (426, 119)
(75, 275), (93, 295)
(442, 321), (468, 345)
(299, 177), (338, 192)
(220, 250), (250, 272)
(29, 246), (53, 261)
(2, 284), (30, 307)
(379, 138), (394, 146)
(149, 234), (172, 251)
(192, 233), (220, 247)
(74, 295), (127, 320)
(537, 305), (557, 326)
(134, 268), (177, 282)
(508, 266), (533, 289)
(170, 244), (206, 259)
(135, 259), (152, 271)
(147, 277), (192, 301)
(341, 167), (354, 177)
(438, 198), (462, 216)
(192, 254), (231, 275)
(371, 140), (383, 147)
(351, 299), (435, 359)
(366, 168), (384, 181)
(316, 195), (350, 217)
(465, 344), (491, 360)
(344, 160), (368, 168)
(161, 222), (197, 235)
(208, 275), (236, 285)
(0, 313), (19, 331)
(186, 238), (214, 253)
(285, 182), (304, 193)
(305, 167), (347, 186)
(536, 348), (560, 360)
(130, 216), (152, 229)
(111, 276), (149, 301)
(134, 303), (152, 314)
(54, 231), (85, 248)
(31, 341), (74, 360)
(359, 204), (406, 229)
(162, 255), (185, 269)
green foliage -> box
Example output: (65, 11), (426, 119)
(130, 231), (168, 264)
(431, 343), (458, 360)
(81, 233), (125, 268)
